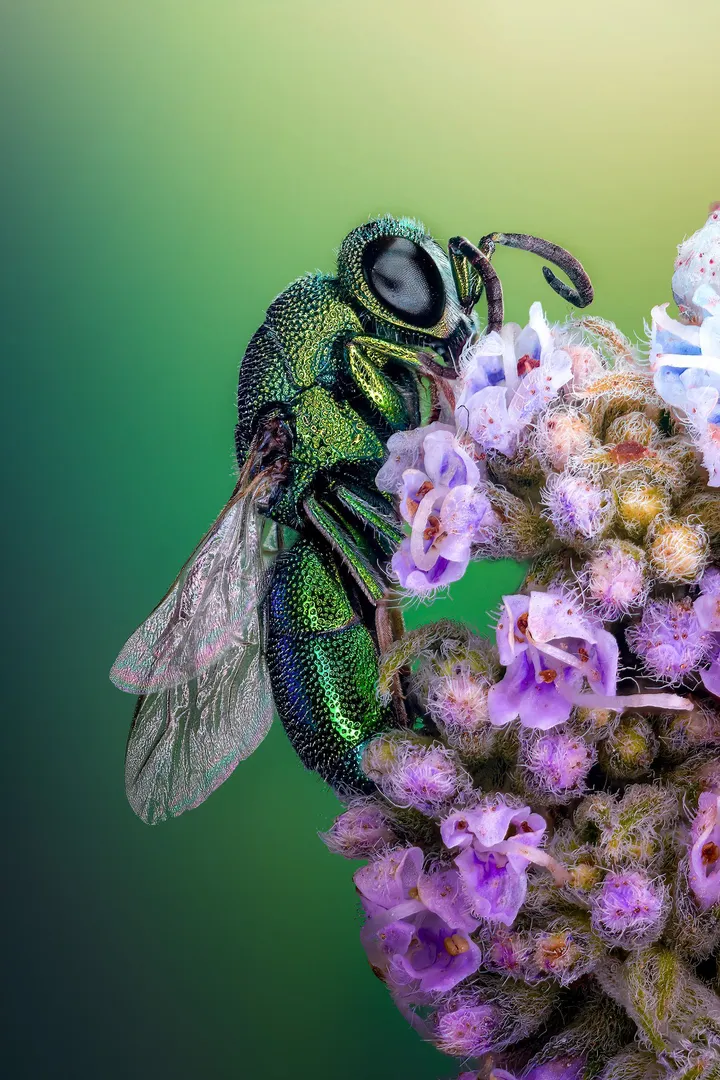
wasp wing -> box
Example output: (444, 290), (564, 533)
(110, 493), (264, 693)
(125, 642), (274, 823)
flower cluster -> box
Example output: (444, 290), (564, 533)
(320, 210), (720, 1079)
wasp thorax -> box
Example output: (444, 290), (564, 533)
(647, 518), (708, 584)
(614, 478), (670, 537)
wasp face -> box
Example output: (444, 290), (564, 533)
(337, 216), (474, 362)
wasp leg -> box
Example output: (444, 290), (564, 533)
(331, 482), (403, 553)
(303, 495), (387, 602)
(479, 231), (594, 308)
(266, 535), (391, 791)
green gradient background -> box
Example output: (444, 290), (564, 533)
(2, 2), (718, 1077)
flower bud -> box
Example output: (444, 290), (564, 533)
(614, 477), (670, 537)
(647, 518), (708, 584)
(530, 918), (603, 985)
(433, 999), (501, 1057)
(535, 407), (595, 471)
(369, 737), (472, 816)
(605, 410), (659, 447)
(521, 731), (597, 803)
(584, 539), (648, 618)
(319, 800), (396, 858)
(625, 598), (713, 684)
(542, 471), (613, 544)
(599, 713), (658, 779)
(574, 707), (618, 742)
(678, 491), (720, 551)
(590, 870), (667, 947)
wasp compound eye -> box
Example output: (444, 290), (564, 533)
(361, 236), (445, 328)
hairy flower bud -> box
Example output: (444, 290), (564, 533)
(583, 540), (648, 618)
(647, 518), (708, 584)
(604, 410), (659, 447)
(614, 477), (670, 538)
(599, 713), (658, 779)
(542, 472), (613, 544)
(521, 731), (597, 802)
(535, 406), (595, 471)
(590, 870), (667, 948)
(368, 737), (472, 815)
(319, 800), (396, 858)
(626, 598), (713, 683)
(433, 999), (501, 1057)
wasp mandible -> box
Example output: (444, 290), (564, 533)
(111, 216), (593, 823)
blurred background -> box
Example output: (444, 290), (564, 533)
(2, 1), (718, 1076)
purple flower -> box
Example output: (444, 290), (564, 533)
(455, 305), (573, 458)
(389, 428), (496, 595)
(371, 740), (472, 815)
(626, 598), (713, 684)
(590, 870), (667, 946)
(440, 798), (554, 926)
(433, 998), (501, 1056)
(375, 421), (455, 496)
(542, 472), (612, 543)
(354, 847), (482, 994)
(523, 732), (597, 800)
(649, 289), (720, 485)
(688, 792), (720, 910)
(487, 592), (619, 730)
(319, 801), (395, 858)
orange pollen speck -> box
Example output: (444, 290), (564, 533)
(517, 354), (541, 377)
(610, 441), (649, 464)
(539, 668), (557, 683)
(517, 613), (529, 635)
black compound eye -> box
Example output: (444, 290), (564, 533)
(361, 236), (445, 328)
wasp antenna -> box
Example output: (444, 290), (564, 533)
(479, 231), (594, 309)
(448, 236), (504, 333)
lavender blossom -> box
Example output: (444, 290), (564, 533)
(487, 591), (619, 729)
(688, 791), (720, 910)
(626, 597), (713, 684)
(456, 305), (573, 459)
(389, 428), (497, 594)
(354, 847), (482, 994)
(590, 870), (667, 947)
(440, 798), (561, 926)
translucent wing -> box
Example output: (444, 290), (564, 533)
(110, 492), (264, 693)
(125, 642), (274, 823)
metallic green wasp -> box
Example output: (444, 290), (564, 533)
(110, 216), (593, 822)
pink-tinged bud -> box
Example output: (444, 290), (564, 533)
(584, 540), (648, 618)
(565, 343), (605, 389)
(427, 670), (489, 737)
(535, 407), (594, 471)
(319, 801), (396, 858)
(590, 870), (667, 946)
(689, 792), (720, 910)
(605, 410), (659, 447)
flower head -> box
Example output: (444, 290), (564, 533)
(688, 791), (720, 909)
(488, 591), (618, 730)
(441, 797), (549, 926)
(542, 472), (613, 544)
(583, 540), (648, 619)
